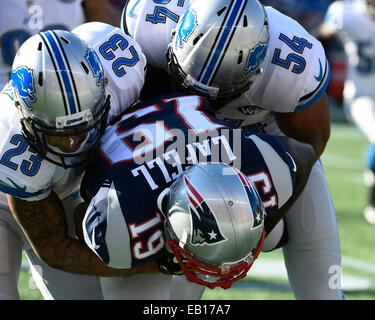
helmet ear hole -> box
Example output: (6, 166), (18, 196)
(81, 62), (90, 75)
(243, 15), (248, 27)
(38, 72), (43, 86)
(217, 7), (226, 16)
(238, 51), (243, 64)
(192, 34), (203, 45)
(61, 36), (70, 44)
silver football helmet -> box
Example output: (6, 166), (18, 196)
(159, 163), (266, 289)
(167, 0), (269, 101)
(11, 30), (110, 168)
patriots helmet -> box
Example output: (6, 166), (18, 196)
(167, 0), (269, 102)
(158, 163), (266, 289)
(11, 30), (110, 168)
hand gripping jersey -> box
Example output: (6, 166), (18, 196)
(0, 0), (84, 89)
(81, 93), (297, 269)
(324, 0), (375, 98)
(122, 2), (330, 128)
(0, 23), (146, 204)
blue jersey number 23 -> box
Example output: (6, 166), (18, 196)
(99, 34), (140, 77)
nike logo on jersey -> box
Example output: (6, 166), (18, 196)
(7, 178), (27, 192)
(127, 0), (141, 17)
(285, 152), (297, 172)
(314, 59), (323, 82)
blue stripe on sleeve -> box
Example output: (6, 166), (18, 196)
(295, 61), (331, 111)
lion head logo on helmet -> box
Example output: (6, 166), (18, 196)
(11, 66), (36, 111)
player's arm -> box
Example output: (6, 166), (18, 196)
(264, 136), (316, 234)
(82, 0), (121, 25)
(274, 92), (330, 162)
(8, 192), (159, 276)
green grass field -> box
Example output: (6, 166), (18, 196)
(18, 113), (375, 300)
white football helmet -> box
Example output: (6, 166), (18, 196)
(158, 163), (266, 289)
(11, 30), (110, 168)
(167, 0), (269, 101)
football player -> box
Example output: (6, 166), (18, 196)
(321, 0), (375, 224)
(73, 92), (315, 299)
(1, 22), (146, 300)
(0, 0), (132, 300)
(122, 0), (343, 299)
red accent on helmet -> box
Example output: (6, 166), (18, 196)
(168, 227), (266, 290)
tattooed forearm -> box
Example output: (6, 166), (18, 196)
(7, 192), (159, 276)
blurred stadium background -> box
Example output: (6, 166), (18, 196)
(18, 0), (375, 300)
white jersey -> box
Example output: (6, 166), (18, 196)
(0, 89), (82, 201)
(72, 22), (147, 123)
(0, 23), (146, 204)
(123, 3), (330, 128)
(123, 0), (190, 71)
(0, 0), (85, 89)
(218, 7), (330, 127)
(324, 0), (375, 98)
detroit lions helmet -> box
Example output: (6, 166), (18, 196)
(159, 163), (266, 289)
(11, 30), (110, 168)
(167, 0), (269, 101)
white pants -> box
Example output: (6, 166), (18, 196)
(0, 192), (103, 300)
(99, 267), (204, 300)
(282, 161), (343, 299)
(100, 273), (173, 300)
(261, 117), (343, 299)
